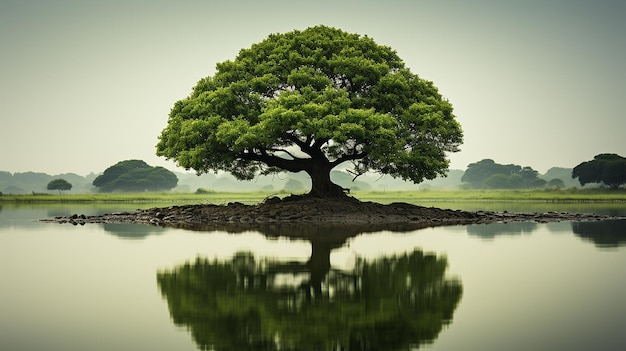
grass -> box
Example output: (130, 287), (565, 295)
(353, 188), (626, 203)
(1, 188), (625, 204)
(0, 191), (280, 204)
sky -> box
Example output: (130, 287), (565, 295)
(1, 0), (625, 176)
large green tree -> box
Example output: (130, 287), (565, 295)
(92, 159), (178, 192)
(156, 26), (462, 197)
(572, 153), (626, 189)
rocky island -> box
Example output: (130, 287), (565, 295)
(41, 195), (619, 232)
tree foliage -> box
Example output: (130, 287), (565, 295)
(156, 25), (462, 197)
(46, 178), (72, 193)
(572, 154), (626, 189)
(461, 159), (547, 189)
(92, 160), (178, 192)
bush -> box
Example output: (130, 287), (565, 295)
(195, 188), (216, 194)
(93, 160), (178, 192)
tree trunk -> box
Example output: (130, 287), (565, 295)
(306, 240), (332, 299)
(305, 163), (348, 198)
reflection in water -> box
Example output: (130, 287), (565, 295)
(571, 220), (626, 248)
(101, 223), (166, 239)
(47, 208), (72, 218)
(466, 222), (537, 239)
(157, 236), (462, 350)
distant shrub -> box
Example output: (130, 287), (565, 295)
(546, 178), (565, 189)
(93, 160), (178, 192)
(47, 178), (73, 193)
(195, 188), (216, 194)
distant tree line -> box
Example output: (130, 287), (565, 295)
(0, 171), (97, 194)
(1, 154), (624, 194)
(461, 159), (550, 189)
(0, 160), (178, 194)
(459, 154), (626, 190)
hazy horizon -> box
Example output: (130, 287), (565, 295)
(2, 0), (625, 176)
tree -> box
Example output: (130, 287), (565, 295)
(47, 178), (72, 194)
(572, 154), (626, 189)
(92, 160), (178, 192)
(461, 159), (519, 188)
(156, 26), (462, 198)
(461, 159), (546, 189)
(482, 173), (523, 189)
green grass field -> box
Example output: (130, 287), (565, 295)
(355, 188), (626, 202)
(1, 188), (625, 204)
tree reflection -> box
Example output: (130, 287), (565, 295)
(101, 223), (166, 239)
(157, 234), (462, 351)
(571, 220), (626, 248)
(466, 222), (537, 239)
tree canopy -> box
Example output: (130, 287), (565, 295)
(92, 159), (178, 192)
(156, 25), (462, 197)
(572, 153), (626, 189)
(47, 178), (72, 193)
(461, 159), (547, 189)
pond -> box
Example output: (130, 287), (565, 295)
(1, 203), (625, 351)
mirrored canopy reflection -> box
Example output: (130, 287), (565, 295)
(571, 219), (626, 248)
(101, 223), (166, 239)
(466, 222), (538, 239)
(157, 227), (462, 351)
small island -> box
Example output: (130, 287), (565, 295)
(42, 194), (618, 232)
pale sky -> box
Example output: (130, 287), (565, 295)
(1, 0), (625, 176)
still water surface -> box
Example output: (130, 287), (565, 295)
(1, 203), (625, 350)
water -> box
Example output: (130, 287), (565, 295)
(1, 203), (625, 350)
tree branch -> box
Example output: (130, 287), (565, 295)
(287, 135), (310, 153)
(312, 137), (329, 150)
(346, 168), (365, 182)
(331, 152), (365, 167)
(240, 150), (307, 173)
(267, 148), (303, 160)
